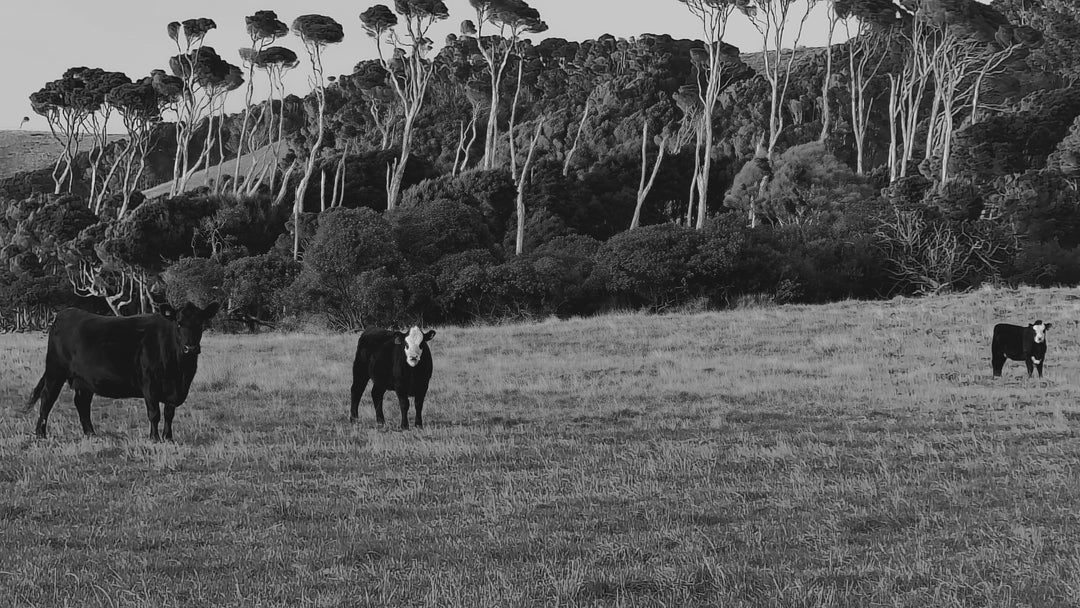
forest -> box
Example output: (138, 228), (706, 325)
(2, 0), (1079, 331)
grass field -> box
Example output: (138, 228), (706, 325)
(2, 287), (1080, 607)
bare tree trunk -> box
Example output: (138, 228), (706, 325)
(630, 121), (668, 230)
(515, 120), (545, 255)
(563, 95), (592, 177)
(819, 11), (838, 142)
(508, 58), (524, 180)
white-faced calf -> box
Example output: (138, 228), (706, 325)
(991, 320), (1051, 378)
(350, 326), (436, 429)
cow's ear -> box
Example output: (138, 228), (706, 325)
(1045, 322), (1052, 330)
(424, 330), (436, 341)
(159, 304), (176, 320)
(202, 301), (221, 320)
(394, 333), (405, 344)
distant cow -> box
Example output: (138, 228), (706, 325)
(350, 326), (436, 429)
(992, 320), (1052, 378)
(26, 303), (220, 440)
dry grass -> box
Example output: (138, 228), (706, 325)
(2, 286), (1080, 606)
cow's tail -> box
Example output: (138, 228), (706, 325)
(20, 375), (46, 414)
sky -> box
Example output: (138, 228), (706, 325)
(1, 0), (839, 132)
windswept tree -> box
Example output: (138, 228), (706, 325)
(240, 45), (300, 195)
(168, 45), (243, 192)
(919, 0), (1039, 186)
(30, 68), (98, 194)
(739, 0), (820, 158)
(106, 78), (163, 216)
(838, 0), (895, 175)
(290, 14), (344, 259)
(165, 18), (218, 194)
(78, 69), (131, 206)
(234, 10), (290, 194)
(360, 0), (450, 210)
(462, 0), (547, 170)
(675, 0), (744, 228)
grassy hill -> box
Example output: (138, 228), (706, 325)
(0, 131), (132, 180)
(2, 286), (1079, 605)
(0, 130), (273, 199)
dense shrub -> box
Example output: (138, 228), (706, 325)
(292, 207), (405, 328)
(1002, 239), (1080, 287)
(434, 249), (499, 321)
(162, 257), (225, 309)
(400, 169), (517, 240)
(223, 252), (302, 323)
(591, 223), (706, 310)
(390, 197), (493, 266)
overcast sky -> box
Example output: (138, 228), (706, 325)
(2, 0), (838, 132)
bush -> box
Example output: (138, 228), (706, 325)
(162, 257), (225, 309)
(401, 169), (517, 240)
(591, 223), (705, 311)
(292, 207), (405, 328)
(223, 252), (301, 323)
(434, 249), (499, 321)
(1002, 239), (1080, 287)
(390, 197), (493, 266)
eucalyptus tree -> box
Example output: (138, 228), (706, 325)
(79, 69), (131, 206)
(30, 69), (97, 194)
(234, 10), (290, 193)
(836, 0), (896, 175)
(166, 17), (218, 195)
(630, 120), (670, 230)
(462, 0), (547, 170)
(107, 78), (163, 216)
(240, 46), (300, 195)
(673, 0), (742, 229)
(738, 0), (819, 158)
(168, 46), (243, 192)
(919, 0), (1038, 186)
(290, 14), (344, 259)
(360, 1), (449, 210)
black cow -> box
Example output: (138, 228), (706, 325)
(350, 326), (436, 429)
(26, 302), (220, 440)
(992, 320), (1052, 378)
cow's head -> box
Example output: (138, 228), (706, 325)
(1030, 320), (1052, 344)
(395, 326), (436, 367)
(161, 302), (220, 355)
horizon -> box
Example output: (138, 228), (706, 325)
(2, 0), (841, 133)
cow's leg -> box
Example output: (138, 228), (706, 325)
(991, 351), (1005, 377)
(1025, 358), (1035, 378)
(162, 403), (177, 442)
(396, 391), (411, 430)
(414, 391), (425, 430)
(33, 375), (65, 438)
(1036, 361), (1044, 378)
(371, 385), (387, 426)
(144, 398), (162, 441)
(72, 390), (96, 436)
(350, 373), (369, 422)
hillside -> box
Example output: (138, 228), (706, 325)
(0, 131), (125, 180)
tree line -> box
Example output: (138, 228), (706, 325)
(2, 0), (1079, 331)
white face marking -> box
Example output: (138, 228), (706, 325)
(1032, 323), (1047, 344)
(404, 326), (424, 367)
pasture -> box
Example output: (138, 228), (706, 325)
(2, 287), (1080, 607)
